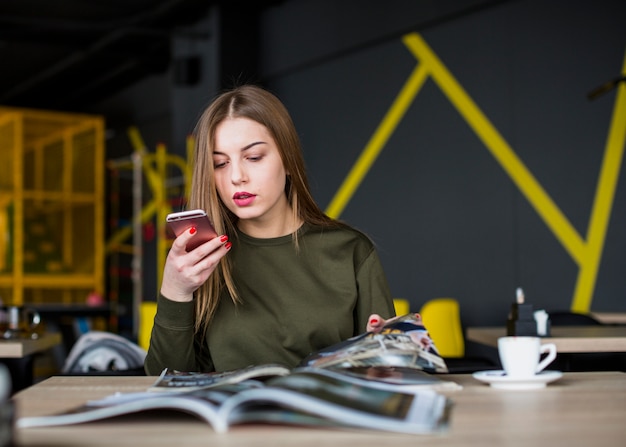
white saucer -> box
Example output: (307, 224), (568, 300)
(472, 370), (563, 390)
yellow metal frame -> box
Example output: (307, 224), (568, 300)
(107, 127), (192, 291)
(0, 107), (105, 306)
(106, 127), (192, 338)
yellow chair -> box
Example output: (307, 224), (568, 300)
(393, 298), (411, 316)
(139, 301), (157, 351)
(419, 298), (465, 358)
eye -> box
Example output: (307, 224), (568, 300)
(213, 159), (228, 169)
(246, 153), (263, 162)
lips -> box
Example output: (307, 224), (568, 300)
(233, 191), (256, 207)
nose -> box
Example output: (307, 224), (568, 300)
(230, 161), (247, 184)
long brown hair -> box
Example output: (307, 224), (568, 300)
(189, 85), (343, 332)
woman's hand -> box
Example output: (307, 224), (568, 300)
(160, 228), (232, 302)
(366, 314), (387, 333)
(366, 313), (423, 332)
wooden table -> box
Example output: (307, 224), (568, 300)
(466, 326), (626, 353)
(590, 312), (626, 325)
(0, 333), (62, 393)
(11, 372), (626, 446)
(0, 332), (61, 358)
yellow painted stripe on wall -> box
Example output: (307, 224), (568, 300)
(405, 33), (626, 312)
(571, 54), (626, 312)
(403, 33), (586, 265)
(325, 63), (429, 218)
(325, 31), (625, 313)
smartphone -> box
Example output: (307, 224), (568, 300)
(166, 209), (218, 252)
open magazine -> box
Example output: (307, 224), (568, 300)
(300, 313), (449, 373)
(150, 364), (291, 392)
(18, 367), (452, 435)
(150, 363), (459, 393)
(148, 313), (453, 394)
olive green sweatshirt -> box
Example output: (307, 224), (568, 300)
(144, 224), (394, 375)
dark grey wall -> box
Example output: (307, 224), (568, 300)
(258, 0), (626, 326)
(95, 0), (626, 334)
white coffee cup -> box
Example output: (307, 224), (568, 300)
(498, 336), (557, 378)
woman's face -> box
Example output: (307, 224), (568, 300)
(212, 117), (291, 236)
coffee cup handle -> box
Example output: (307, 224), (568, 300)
(536, 343), (557, 373)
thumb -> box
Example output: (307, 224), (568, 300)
(366, 314), (385, 333)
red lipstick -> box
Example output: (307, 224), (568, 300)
(233, 191), (256, 207)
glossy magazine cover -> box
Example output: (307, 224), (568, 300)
(299, 313), (448, 373)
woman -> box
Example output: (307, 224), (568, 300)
(145, 85), (394, 375)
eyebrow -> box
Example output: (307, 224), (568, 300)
(213, 141), (266, 155)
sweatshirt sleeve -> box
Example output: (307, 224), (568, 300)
(144, 294), (213, 375)
(354, 246), (396, 334)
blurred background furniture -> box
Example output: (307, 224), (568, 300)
(419, 298), (497, 373)
(138, 301), (157, 351)
(466, 325), (626, 352)
(547, 311), (603, 326)
(547, 310), (626, 372)
(589, 312), (626, 325)
(392, 298), (410, 316)
(467, 322), (626, 372)
(0, 332), (61, 393)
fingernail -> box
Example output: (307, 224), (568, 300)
(370, 318), (379, 324)
(220, 235), (228, 243)
(189, 227), (197, 235)
(225, 242), (232, 250)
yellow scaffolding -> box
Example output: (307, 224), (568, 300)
(0, 107), (105, 306)
(106, 127), (192, 340)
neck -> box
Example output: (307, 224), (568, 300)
(238, 211), (303, 239)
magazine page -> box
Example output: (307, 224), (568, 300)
(17, 392), (227, 432)
(149, 364), (291, 392)
(305, 365), (462, 391)
(16, 382), (259, 431)
(300, 313), (448, 373)
(221, 368), (452, 435)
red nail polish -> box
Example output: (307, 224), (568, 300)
(189, 227), (197, 235)
(370, 318), (379, 324)
(220, 235), (228, 243)
(225, 242), (232, 250)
